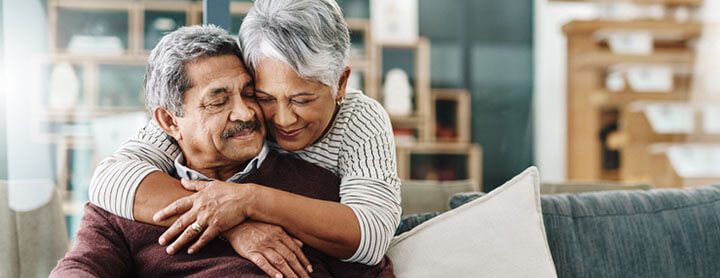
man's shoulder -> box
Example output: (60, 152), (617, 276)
(252, 150), (341, 201)
(82, 203), (150, 231)
(264, 150), (339, 180)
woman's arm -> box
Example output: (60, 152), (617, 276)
(335, 101), (402, 265)
(155, 127), (401, 265)
(155, 180), (361, 259)
(337, 133), (402, 265)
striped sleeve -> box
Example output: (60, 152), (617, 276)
(88, 121), (180, 220)
(339, 103), (402, 265)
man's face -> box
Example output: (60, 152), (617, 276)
(173, 54), (265, 170)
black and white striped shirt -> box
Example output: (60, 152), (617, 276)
(88, 89), (401, 265)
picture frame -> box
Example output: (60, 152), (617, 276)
(370, 0), (418, 44)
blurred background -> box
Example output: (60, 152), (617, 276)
(1, 0), (719, 276)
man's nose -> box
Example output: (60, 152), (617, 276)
(229, 97), (254, 122)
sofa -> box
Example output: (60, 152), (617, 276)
(396, 183), (720, 277)
(0, 181), (68, 278)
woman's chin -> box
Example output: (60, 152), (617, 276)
(276, 140), (306, 152)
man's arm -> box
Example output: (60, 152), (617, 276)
(50, 205), (134, 278)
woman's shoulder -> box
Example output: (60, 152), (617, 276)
(343, 89), (384, 113)
(339, 89), (392, 132)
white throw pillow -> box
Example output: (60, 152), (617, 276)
(387, 166), (556, 277)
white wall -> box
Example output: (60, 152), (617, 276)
(533, 0), (597, 182)
(2, 0), (54, 180)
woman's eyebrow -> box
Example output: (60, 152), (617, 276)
(288, 92), (315, 98)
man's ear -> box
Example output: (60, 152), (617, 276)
(153, 107), (182, 140)
(336, 66), (351, 101)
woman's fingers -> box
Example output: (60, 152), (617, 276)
(181, 178), (212, 192)
(158, 208), (198, 247)
(164, 217), (205, 255)
(187, 224), (222, 254)
(153, 196), (193, 222)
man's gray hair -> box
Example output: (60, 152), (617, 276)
(145, 25), (242, 116)
(239, 0), (350, 95)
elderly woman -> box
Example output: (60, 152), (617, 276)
(89, 0), (400, 276)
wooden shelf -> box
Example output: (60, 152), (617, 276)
(564, 20), (702, 38)
(589, 90), (690, 107)
(38, 108), (146, 121)
(36, 53), (148, 64)
(396, 143), (483, 190)
(431, 89), (471, 143)
(390, 114), (425, 124)
(564, 15), (701, 182)
(572, 49), (695, 68)
(550, 0), (703, 7)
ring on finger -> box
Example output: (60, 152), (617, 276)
(190, 222), (204, 234)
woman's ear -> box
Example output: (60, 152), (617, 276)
(153, 107), (182, 140)
(336, 66), (351, 101)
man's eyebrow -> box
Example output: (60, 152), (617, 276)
(206, 87), (229, 96)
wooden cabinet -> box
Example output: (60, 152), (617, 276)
(564, 18), (701, 182)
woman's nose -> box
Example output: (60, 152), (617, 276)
(274, 104), (297, 127)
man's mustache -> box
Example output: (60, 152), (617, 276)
(222, 120), (259, 139)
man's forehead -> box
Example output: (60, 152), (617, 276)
(184, 55), (253, 92)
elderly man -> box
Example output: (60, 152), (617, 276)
(51, 25), (393, 277)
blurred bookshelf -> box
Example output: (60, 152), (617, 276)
(561, 0), (720, 188)
(41, 0), (484, 238)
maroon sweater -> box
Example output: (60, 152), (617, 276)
(51, 150), (394, 277)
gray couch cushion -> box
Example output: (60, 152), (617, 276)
(542, 185), (720, 278)
(0, 181), (68, 278)
(441, 185), (720, 277)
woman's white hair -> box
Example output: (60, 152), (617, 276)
(239, 0), (350, 95)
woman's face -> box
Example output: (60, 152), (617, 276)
(253, 59), (347, 151)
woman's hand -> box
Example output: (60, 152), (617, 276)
(153, 179), (253, 254)
(223, 221), (313, 278)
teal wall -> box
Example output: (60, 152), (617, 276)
(335, 0), (535, 190)
(418, 0), (535, 190)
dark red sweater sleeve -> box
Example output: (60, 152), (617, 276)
(50, 204), (134, 278)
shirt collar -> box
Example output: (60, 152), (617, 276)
(174, 142), (269, 183)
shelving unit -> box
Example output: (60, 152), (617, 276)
(563, 6), (703, 183)
(374, 38), (432, 141)
(40, 1), (485, 227)
(430, 89), (471, 143)
(396, 143), (482, 191)
(549, 0), (703, 6)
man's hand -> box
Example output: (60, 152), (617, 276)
(223, 221), (313, 278)
(153, 180), (252, 255)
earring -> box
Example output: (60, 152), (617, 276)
(336, 97), (345, 106)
